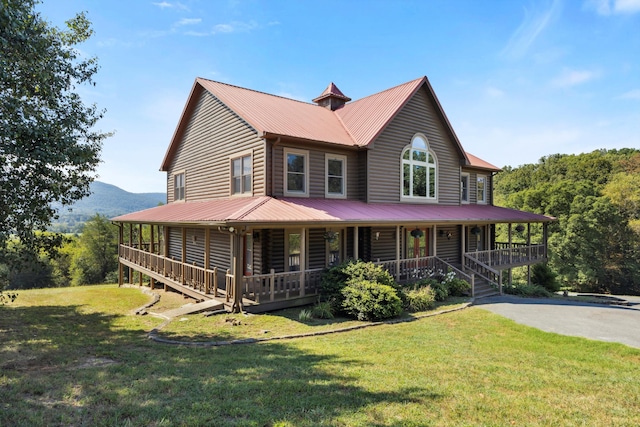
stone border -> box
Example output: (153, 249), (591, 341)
(146, 301), (473, 347)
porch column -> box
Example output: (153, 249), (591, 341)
(118, 224), (123, 287)
(138, 224), (143, 286)
(353, 226), (359, 260)
(149, 224), (155, 289)
(395, 226), (401, 282)
(128, 223), (133, 284)
(300, 227), (306, 296)
(508, 223), (513, 286)
(204, 228), (211, 294)
(543, 223), (549, 259)
(232, 231), (244, 313)
(432, 225), (437, 257)
(181, 227), (186, 286)
(461, 225), (466, 267)
(527, 223), (532, 285)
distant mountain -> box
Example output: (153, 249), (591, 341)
(50, 181), (166, 233)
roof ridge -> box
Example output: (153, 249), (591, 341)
(196, 77), (317, 107)
(228, 196), (273, 220)
(345, 76), (426, 106)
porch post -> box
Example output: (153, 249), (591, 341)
(395, 226), (401, 282)
(149, 224), (155, 289)
(118, 224), (123, 287)
(432, 225), (437, 257)
(543, 223), (549, 260)
(300, 227), (306, 296)
(527, 223), (532, 285)
(508, 223), (513, 286)
(181, 227), (186, 285)
(461, 225), (466, 268)
(204, 228), (211, 294)
(354, 226), (359, 260)
(128, 223), (133, 285)
(138, 224), (143, 286)
(232, 231), (244, 312)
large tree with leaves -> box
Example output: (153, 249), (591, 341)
(0, 0), (108, 294)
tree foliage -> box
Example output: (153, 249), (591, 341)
(70, 214), (118, 286)
(495, 149), (640, 295)
(0, 0), (108, 257)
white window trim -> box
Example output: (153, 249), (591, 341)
(461, 172), (470, 204)
(325, 153), (347, 199)
(284, 148), (309, 197)
(477, 174), (487, 204)
(230, 150), (253, 197)
(400, 133), (438, 203)
(173, 170), (186, 203)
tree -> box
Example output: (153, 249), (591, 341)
(70, 214), (118, 286)
(0, 0), (108, 297)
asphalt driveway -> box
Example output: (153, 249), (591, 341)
(474, 294), (640, 349)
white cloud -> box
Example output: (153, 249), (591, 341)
(174, 18), (202, 27)
(618, 89), (640, 99)
(585, 0), (640, 14)
(212, 21), (259, 34)
(486, 86), (505, 98)
(152, 1), (189, 11)
(501, 0), (562, 59)
(551, 68), (600, 87)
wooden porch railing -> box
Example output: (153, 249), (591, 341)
(463, 254), (502, 295)
(374, 256), (473, 285)
(241, 268), (324, 303)
(476, 243), (546, 267)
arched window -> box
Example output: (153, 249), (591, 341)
(401, 134), (436, 200)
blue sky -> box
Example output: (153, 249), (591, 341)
(36, 0), (640, 194)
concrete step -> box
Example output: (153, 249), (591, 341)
(161, 299), (226, 318)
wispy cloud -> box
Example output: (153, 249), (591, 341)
(617, 89), (640, 99)
(174, 18), (202, 27)
(485, 86), (505, 98)
(152, 1), (189, 11)
(212, 21), (259, 34)
(585, 0), (640, 15)
(501, 0), (562, 59)
(552, 68), (600, 87)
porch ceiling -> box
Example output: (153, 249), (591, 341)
(112, 196), (554, 226)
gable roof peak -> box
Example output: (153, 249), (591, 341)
(313, 82), (351, 110)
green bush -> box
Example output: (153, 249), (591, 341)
(341, 280), (402, 321)
(403, 286), (436, 312)
(414, 278), (448, 301)
(320, 260), (400, 311)
(531, 263), (560, 293)
(312, 301), (334, 319)
(445, 277), (471, 297)
(298, 309), (313, 322)
(504, 283), (552, 297)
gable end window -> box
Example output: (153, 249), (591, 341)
(284, 148), (309, 197)
(461, 173), (470, 203)
(174, 172), (185, 201)
(326, 154), (346, 198)
(401, 134), (437, 200)
(477, 175), (487, 204)
(232, 154), (252, 195)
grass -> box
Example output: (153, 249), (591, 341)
(1, 285), (639, 426)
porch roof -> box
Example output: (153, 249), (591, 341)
(112, 197), (554, 226)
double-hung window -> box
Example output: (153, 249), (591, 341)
(477, 175), (487, 204)
(401, 134), (437, 200)
(284, 148), (309, 196)
(174, 172), (185, 201)
(461, 173), (470, 203)
(232, 154), (252, 195)
(326, 154), (346, 198)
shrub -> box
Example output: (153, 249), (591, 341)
(403, 286), (436, 312)
(341, 280), (402, 321)
(504, 283), (552, 297)
(531, 263), (560, 293)
(312, 301), (334, 319)
(298, 309), (313, 322)
(320, 260), (400, 311)
(444, 277), (471, 297)
(414, 278), (448, 301)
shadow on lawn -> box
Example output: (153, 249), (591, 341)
(0, 304), (443, 426)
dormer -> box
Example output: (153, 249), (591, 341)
(313, 82), (351, 111)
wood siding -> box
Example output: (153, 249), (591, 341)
(367, 87), (463, 204)
(271, 142), (364, 200)
(371, 226), (397, 261)
(435, 226), (461, 265)
(166, 90), (265, 202)
(308, 228), (326, 270)
(461, 168), (494, 205)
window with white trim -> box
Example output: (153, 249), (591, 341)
(461, 173), (470, 203)
(173, 172), (185, 201)
(231, 154), (252, 195)
(401, 134), (437, 200)
(284, 149), (309, 196)
(477, 175), (487, 204)
(325, 154), (346, 198)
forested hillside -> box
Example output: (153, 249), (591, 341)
(494, 148), (640, 295)
(50, 181), (165, 233)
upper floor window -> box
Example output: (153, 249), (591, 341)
(285, 148), (309, 197)
(461, 173), (470, 203)
(174, 172), (185, 201)
(401, 134), (437, 200)
(326, 154), (346, 198)
(232, 154), (252, 195)
(477, 175), (487, 204)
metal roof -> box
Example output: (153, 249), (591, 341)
(112, 197), (554, 225)
(465, 152), (501, 172)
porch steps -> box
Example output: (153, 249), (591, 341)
(162, 299), (226, 318)
(474, 278), (500, 299)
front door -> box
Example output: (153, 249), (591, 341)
(407, 228), (429, 258)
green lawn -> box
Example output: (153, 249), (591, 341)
(1, 285), (639, 426)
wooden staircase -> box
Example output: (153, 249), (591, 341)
(473, 277), (500, 299)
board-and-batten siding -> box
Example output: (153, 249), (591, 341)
(367, 86), (462, 204)
(166, 90), (265, 203)
(271, 143), (363, 200)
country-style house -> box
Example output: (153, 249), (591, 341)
(113, 76), (553, 312)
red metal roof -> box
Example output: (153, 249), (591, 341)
(465, 152), (501, 172)
(313, 82), (351, 103)
(112, 197), (553, 225)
